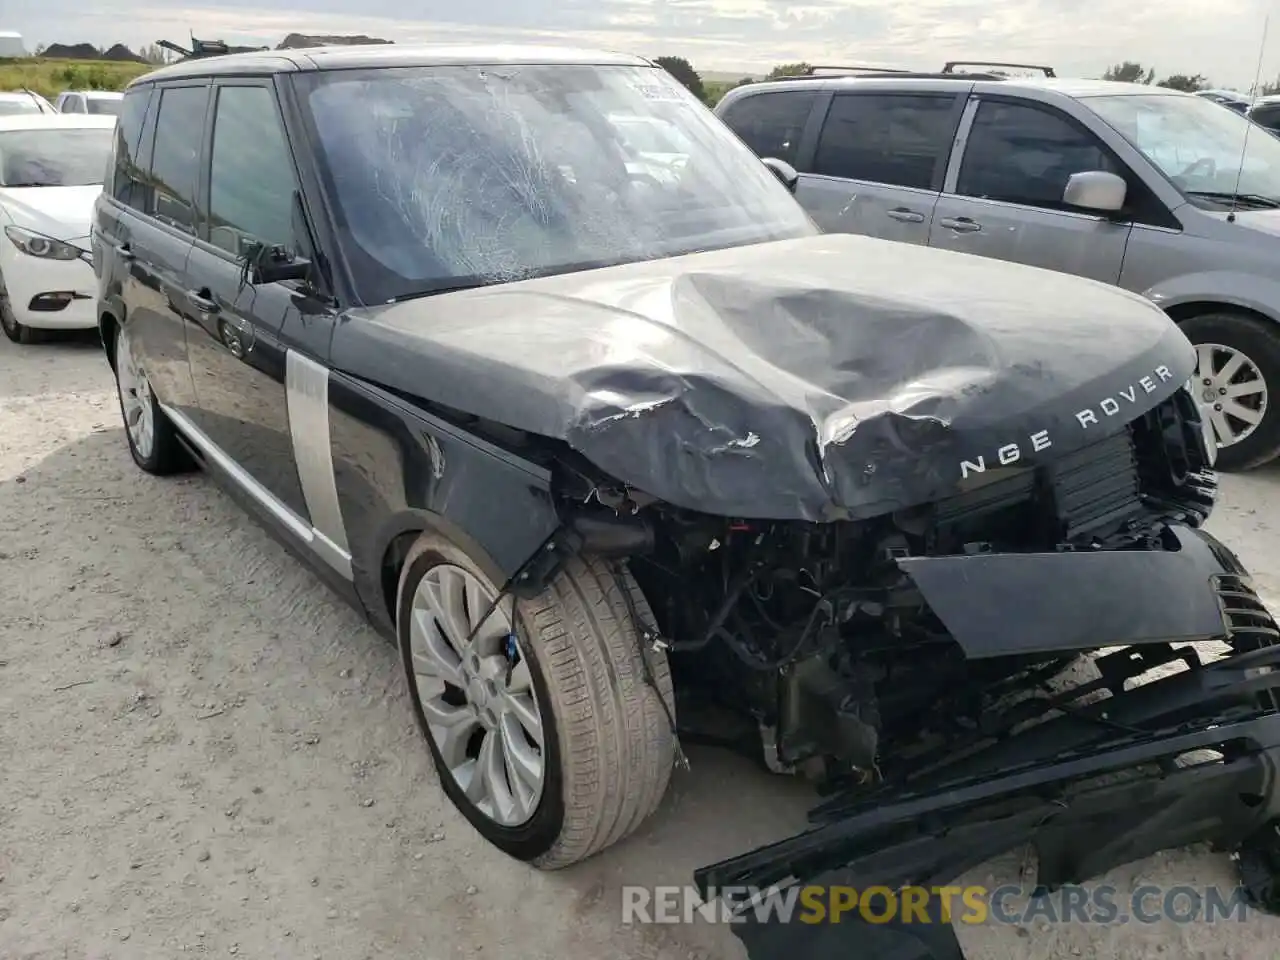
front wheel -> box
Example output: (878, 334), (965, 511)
(397, 534), (676, 868)
(0, 274), (42, 344)
(1183, 312), (1280, 471)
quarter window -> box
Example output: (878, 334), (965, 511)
(147, 85), (209, 234)
(207, 84), (297, 258)
(720, 91), (817, 167)
(812, 94), (958, 189)
(956, 100), (1120, 209)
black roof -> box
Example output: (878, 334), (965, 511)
(129, 43), (652, 86)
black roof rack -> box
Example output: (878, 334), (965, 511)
(942, 60), (1056, 77)
(805, 64), (911, 75)
(767, 63), (1015, 83)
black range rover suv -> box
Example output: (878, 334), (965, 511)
(93, 44), (1280, 960)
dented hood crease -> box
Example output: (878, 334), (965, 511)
(333, 234), (1196, 521)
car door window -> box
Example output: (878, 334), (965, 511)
(957, 100), (1121, 210)
(811, 94), (957, 189)
(206, 84), (298, 259)
(719, 91), (817, 167)
(110, 88), (152, 209)
(147, 85), (209, 234)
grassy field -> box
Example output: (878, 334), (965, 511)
(0, 57), (155, 98)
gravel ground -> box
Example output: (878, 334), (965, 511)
(2, 331), (1280, 960)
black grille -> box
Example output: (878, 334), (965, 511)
(1047, 431), (1142, 540)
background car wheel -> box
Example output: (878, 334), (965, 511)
(0, 275), (43, 344)
(397, 534), (676, 868)
(113, 325), (190, 475)
(1181, 311), (1280, 471)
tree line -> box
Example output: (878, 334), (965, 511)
(653, 56), (1280, 106)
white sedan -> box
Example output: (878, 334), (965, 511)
(0, 113), (115, 344)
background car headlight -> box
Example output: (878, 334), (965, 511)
(3, 225), (82, 261)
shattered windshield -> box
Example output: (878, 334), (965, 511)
(294, 63), (815, 304)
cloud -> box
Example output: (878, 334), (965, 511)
(7, 0), (1279, 87)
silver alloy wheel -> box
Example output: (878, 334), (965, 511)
(409, 563), (545, 826)
(1194, 342), (1268, 449)
(115, 327), (155, 460)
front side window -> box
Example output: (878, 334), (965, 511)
(207, 84), (297, 258)
(719, 90), (817, 166)
(956, 100), (1120, 209)
(1088, 92), (1280, 206)
(147, 85), (209, 234)
(293, 64), (815, 304)
(811, 93), (958, 190)
(0, 128), (114, 187)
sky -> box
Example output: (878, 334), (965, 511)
(6, 0), (1280, 88)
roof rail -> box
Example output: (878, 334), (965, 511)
(805, 64), (911, 76)
(767, 64), (1011, 83)
(942, 60), (1056, 77)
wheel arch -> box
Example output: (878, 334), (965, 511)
(369, 507), (546, 640)
(98, 306), (122, 370)
(1164, 300), (1279, 328)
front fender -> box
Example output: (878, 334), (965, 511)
(326, 372), (560, 638)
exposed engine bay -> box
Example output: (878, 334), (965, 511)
(554, 386), (1217, 786)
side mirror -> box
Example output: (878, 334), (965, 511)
(761, 156), (799, 194)
(1063, 170), (1127, 213)
(249, 244), (312, 285)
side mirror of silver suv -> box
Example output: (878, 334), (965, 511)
(1063, 170), (1127, 213)
(761, 156), (799, 194)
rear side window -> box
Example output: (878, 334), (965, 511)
(812, 93), (958, 190)
(207, 84), (298, 258)
(956, 100), (1120, 209)
(720, 91), (817, 167)
(147, 85), (209, 234)
(110, 88), (153, 209)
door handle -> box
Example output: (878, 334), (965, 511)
(886, 207), (926, 223)
(939, 216), (982, 233)
(187, 288), (219, 314)
(116, 242), (136, 261)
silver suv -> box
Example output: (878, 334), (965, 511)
(716, 64), (1280, 470)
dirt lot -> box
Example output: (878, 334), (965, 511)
(3, 332), (1280, 960)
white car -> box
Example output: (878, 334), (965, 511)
(0, 113), (115, 344)
(55, 90), (124, 117)
(0, 91), (57, 116)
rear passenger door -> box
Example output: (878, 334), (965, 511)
(797, 91), (965, 245)
(183, 78), (334, 527)
(97, 82), (208, 413)
(928, 97), (1132, 283)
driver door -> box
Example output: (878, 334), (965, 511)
(928, 97), (1132, 284)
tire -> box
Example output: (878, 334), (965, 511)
(397, 534), (676, 868)
(111, 324), (191, 475)
(1181, 311), (1280, 471)
(0, 274), (43, 344)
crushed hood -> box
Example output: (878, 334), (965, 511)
(335, 233), (1196, 521)
(0, 185), (100, 245)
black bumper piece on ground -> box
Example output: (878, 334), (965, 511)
(692, 527), (1280, 960)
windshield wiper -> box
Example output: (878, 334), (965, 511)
(1186, 190), (1280, 209)
(386, 280), (498, 303)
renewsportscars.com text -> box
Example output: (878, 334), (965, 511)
(622, 884), (1255, 926)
